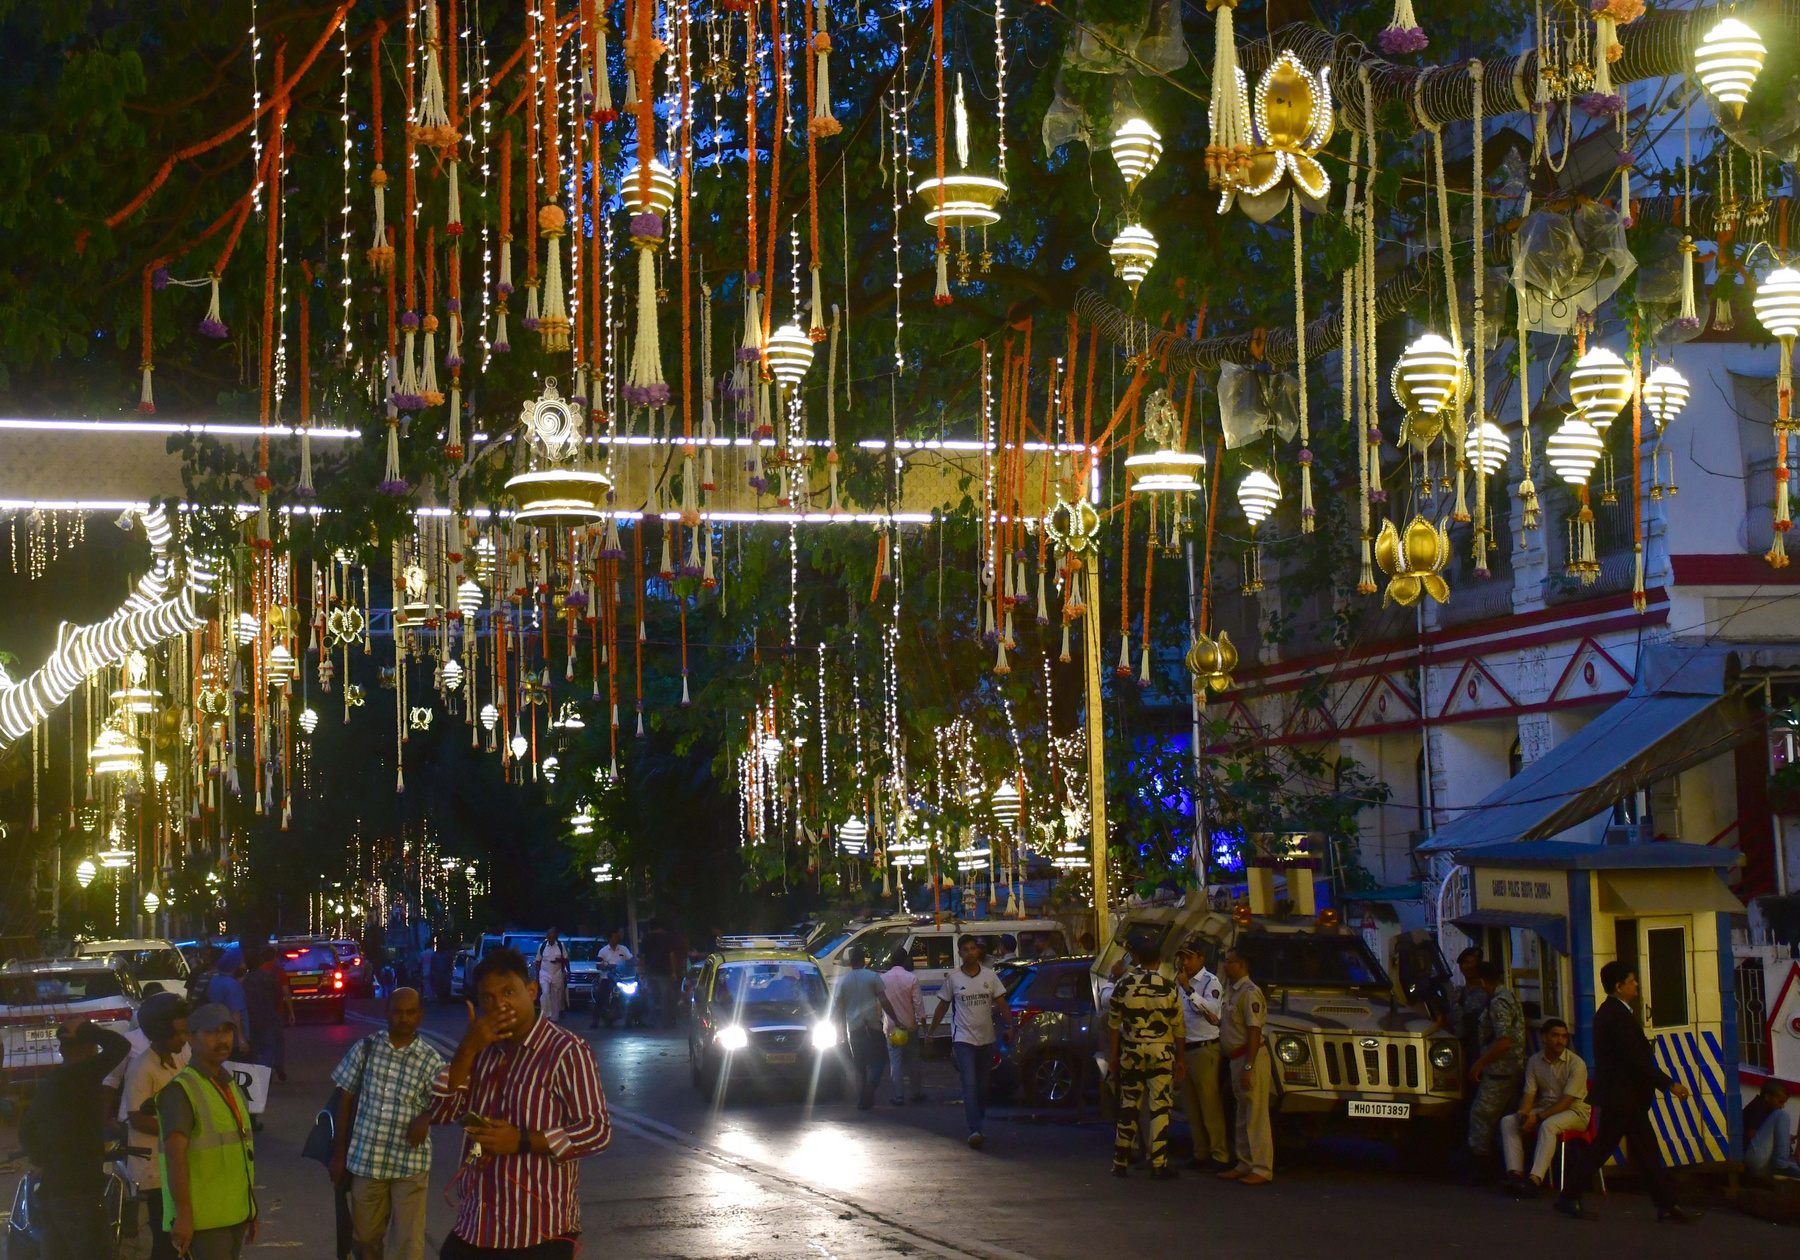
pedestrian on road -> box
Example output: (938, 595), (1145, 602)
(1174, 942), (1230, 1171)
(207, 949), (252, 1058)
(329, 987), (442, 1260)
(19, 1015), (131, 1260)
(123, 995), (192, 1260)
(881, 949), (928, 1104)
(1554, 961), (1701, 1224)
(536, 928), (571, 1023)
(1106, 935), (1183, 1179)
(1464, 958), (1524, 1182)
(158, 1003), (258, 1259)
(427, 947), (612, 1258)
(927, 937), (1012, 1150)
(1217, 947), (1273, 1185)
(244, 944), (294, 1083)
(834, 945), (902, 1110)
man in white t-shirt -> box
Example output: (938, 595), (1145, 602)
(590, 930), (634, 1030)
(535, 928), (570, 1022)
(927, 937), (1012, 1149)
(597, 930), (633, 967)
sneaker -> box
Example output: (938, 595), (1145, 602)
(1552, 1197), (1598, 1222)
(967, 1133), (985, 1150)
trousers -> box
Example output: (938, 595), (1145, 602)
(1180, 1042), (1229, 1164)
(1500, 1108), (1587, 1180)
(1230, 1052), (1273, 1179)
(848, 1025), (888, 1107)
(39, 1188), (107, 1260)
(1467, 1072), (1522, 1157)
(540, 975), (567, 1022)
(1557, 1102), (1675, 1210)
(352, 1171), (431, 1260)
(951, 1041), (993, 1137)
(139, 1190), (179, 1260)
(887, 1031), (924, 1101)
(1747, 1106), (1800, 1176)
(1113, 1055), (1174, 1170)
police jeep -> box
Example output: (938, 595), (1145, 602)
(1095, 893), (1462, 1157)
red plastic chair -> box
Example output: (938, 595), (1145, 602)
(1555, 1090), (1607, 1195)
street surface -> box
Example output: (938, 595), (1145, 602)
(1, 998), (1785, 1258)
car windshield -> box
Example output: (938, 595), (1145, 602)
(566, 940), (603, 961)
(276, 945), (335, 970)
(807, 931), (852, 959)
(714, 960), (827, 1007)
(1000, 965), (1037, 998)
(86, 947), (187, 981)
(2, 971), (130, 1005)
(326, 942), (361, 962)
(1237, 933), (1391, 989)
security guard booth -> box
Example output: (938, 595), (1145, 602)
(1449, 840), (1746, 1166)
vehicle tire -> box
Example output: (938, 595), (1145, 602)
(1023, 1051), (1081, 1107)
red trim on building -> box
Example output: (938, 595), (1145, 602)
(1671, 554), (1800, 587)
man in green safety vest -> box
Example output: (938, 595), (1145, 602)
(158, 1003), (258, 1259)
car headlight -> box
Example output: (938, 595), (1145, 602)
(1429, 1040), (1457, 1070)
(716, 1025), (749, 1051)
(617, 980), (639, 995)
(811, 1022), (839, 1050)
(1274, 1034), (1309, 1065)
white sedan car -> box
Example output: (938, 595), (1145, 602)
(0, 960), (140, 1082)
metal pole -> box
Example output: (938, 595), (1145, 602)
(1185, 536), (1207, 887)
(1083, 550), (1109, 949)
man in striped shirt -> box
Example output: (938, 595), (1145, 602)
(428, 947), (611, 1259)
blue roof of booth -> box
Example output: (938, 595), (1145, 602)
(1448, 840), (1740, 870)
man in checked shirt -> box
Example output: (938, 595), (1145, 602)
(428, 947), (611, 1259)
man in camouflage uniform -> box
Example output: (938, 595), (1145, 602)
(1465, 958), (1525, 1180)
(1106, 935), (1184, 1179)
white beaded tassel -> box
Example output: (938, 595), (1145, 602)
(1206, 0), (1249, 192)
(810, 0), (839, 136)
(139, 361), (155, 414)
(700, 282), (717, 489)
(595, 7), (614, 115)
(494, 231), (513, 352)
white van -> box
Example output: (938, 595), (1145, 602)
(810, 915), (1070, 1035)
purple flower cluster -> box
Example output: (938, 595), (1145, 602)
(1298, 448), (1314, 466)
(745, 271), (761, 287)
(392, 392), (427, 412)
(446, 298), (462, 313)
(630, 212), (664, 241)
(401, 311), (421, 330)
(152, 268), (171, 291)
(497, 281), (515, 298)
(1615, 151), (1637, 169)
(198, 317), (229, 339)
(379, 479), (411, 497)
(623, 382), (671, 407)
(735, 346), (761, 363)
(1578, 92), (1625, 118)
(1378, 26), (1428, 54)
(678, 563), (703, 578)
(563, 590), (589, 610)
(1672, 316), (1703, 333)
(493, 339), (512, 353)
(522, 316), (541, 331)
(444, 354), (465, 369)
(748, 475), (768, 493)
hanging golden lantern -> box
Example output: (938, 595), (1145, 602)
(506, 378), (611, 524)
(1125, 387), (1204, 492)
(89, 719), (143, 777)
(1568, 346), (1634, 429)
(1185, 629), (1238, 693)
(1236, 469), (1281, 528)
(766, 321), (815, 390)
(1110, 116), (1164, 192)
(990, 779), (1021, 827)
(1374, 515), (1451, 607)
(1110, 224), (1159, 293)
(913, 173), (1007, 229)
(1546, 415), (1606, 484)
(1463, 421), (1511, 477)
(1694, 16), (1766, 119)
(1641, 364), (1691, 428)
(299, 707), (319, 735)
(622, 158), (678, 217)
(1390, 333), (1465, 420)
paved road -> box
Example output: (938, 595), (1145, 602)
(2, 999), (1784, 1257)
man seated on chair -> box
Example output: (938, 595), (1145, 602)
(1745, 1079), (1800, 1178)
(1499, 1018), (1590, 1196)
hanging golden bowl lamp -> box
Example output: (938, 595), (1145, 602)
(766, 321), (816, 391)
(1185, 629), (1238, 693)
(622, 158), (678, 217)
(1110, 117), (1164, 192)
(89, 720), (142, 777)
(1546, 415), (1606, 485)
(506, 468), (611, 524)
(1237, 469), (1281, 528)
(1694, 16), (1766, 119)
(1375, 515), (1451, 607)
(1641, 364), (1691, 428)
(1110, 224), (1159, 293)
(1463, 421), (1511, 477)
(1568, 346), (1634, 429)
(913, 173), (1007, 230)
(1125, 445), (1205, 494)
(1390, 333), (1465, 419)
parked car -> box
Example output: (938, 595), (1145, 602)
(689, 943), (845, 1099)
(270, 938), (348, 1023)
(990, 956), (1098, 1106)
(0, 960), (140, 1087)
(565, 937), (603, 1008)
(449, 938), (489, 999)
(316, 938), (373, 996)
(71, 938), (190, 999)
(811, 915), (1071, 1036)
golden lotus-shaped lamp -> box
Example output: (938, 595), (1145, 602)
(1641, 364), (1690, 428)
(1223, 52), (1332, 222)
(1375, 515), (1451, 607)
(1185, 629), (1238, 693)
(1568, 346), (1634, 430)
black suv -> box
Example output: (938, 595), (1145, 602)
(992, 956), (1097, 1106)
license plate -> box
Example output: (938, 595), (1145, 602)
(1348, 1100), (1410, 1119)
(764, 1052), (797, 1065)
(23, 1028), (57, 1044)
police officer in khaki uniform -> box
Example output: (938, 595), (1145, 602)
(1216, 946), (1273, 1185)
(1106, 934), (1184, 1179)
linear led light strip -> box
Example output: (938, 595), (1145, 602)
(0, 419), (361, 439)
(0, 505), (215, 742)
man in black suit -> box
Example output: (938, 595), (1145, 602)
(1553, 960), (1700, 1224)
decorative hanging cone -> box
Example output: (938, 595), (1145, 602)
(1115, 631), (1131, 677)
(993, 637), (1009, 675)
(1059, 622), (1071, 663)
